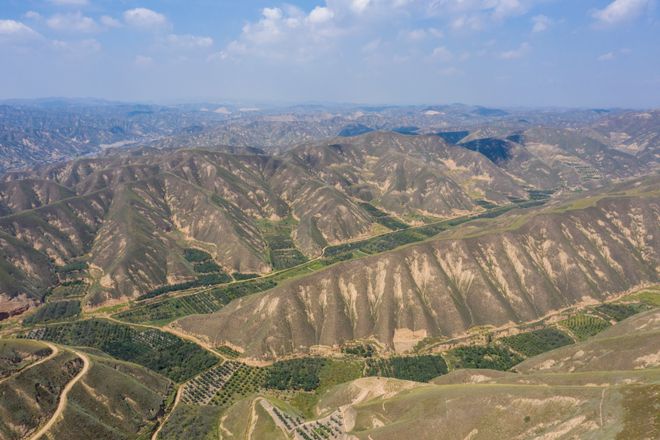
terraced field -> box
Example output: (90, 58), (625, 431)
(47, 281), (88, 300)
(499, 328), (574, 357)
(558, 313), (611, 340)
(258, 217), (309, 271)
(117, 279), (277, 324)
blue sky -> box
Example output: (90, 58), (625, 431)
(0, 0), (658, 107)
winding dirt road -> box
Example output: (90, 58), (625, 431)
(28, 349), (90, 440)
(0, 342), (59, 386)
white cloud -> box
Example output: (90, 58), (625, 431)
(350, 0), (371, 13)
(49, 0), (89, 5)
(597, 48), (632, 61)
(134, 55), (154, 66)
(427, 0), (534, 24)
(24, 11), (43, 21)
(499, 42), (531, 59)
(404, 27), (443, 41)
(598, 52), (616, 61)
(308, 6), (335, 24)
(0, 19), (41, 40)
(51, 38), (101, 54)
(592, 0), (651, 26)
(492, 0), (526, 20)
(451, 15), (483, 31)
(438, 66), (461, 76)
(531, 14), (551, 32)
(362, 38), (381, 52)
(431, 46), (453, 62)
(217, 0), (540, 64)
(47, 12), (99, 33)
(166, 34), (214, 49)
(123, 8), (168, 30)
(100, 16), (122, 28)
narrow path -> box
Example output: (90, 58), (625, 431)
(151, 385), (183, 440)
(245, 398), (259, 440)
(0, 342), (59, 385)
(599, 387), (607, 427)
(28, 349), (90, 440)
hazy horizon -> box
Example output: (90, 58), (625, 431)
(1, 1), (659, 107)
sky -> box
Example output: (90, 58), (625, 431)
(0, 0), (658, 107)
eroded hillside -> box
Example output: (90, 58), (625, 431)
(0, 133), (543, 310)
(177, 188), (659, 358)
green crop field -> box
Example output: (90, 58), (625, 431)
(23, 300), (81, 325)
(341, 343), (375, 357)
(258, 217), (309, 270)
(559, 314), (611, 341)
(211, 364), (268, 409)
(595, 302), (650, 322)
(182, 361), (239, 405)
(20, 319), (217, 382)
(116, 279), (278, 324)
(48, 281), (87, 300)
(365, 355), (448, 382)
(500, 328), (574, 357)
(448, 345), (524, 371)
(265, 358), (327, 391)
(324, 198), (548, 259)
(358, 202), (410, 230)
(183, 248), (213, 262)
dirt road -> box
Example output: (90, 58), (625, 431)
(28, 349), (90, 440)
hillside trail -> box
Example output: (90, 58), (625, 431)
(0, 342), (59, 385)
(28, 349), (90, 440)
(151, 385), (183, 440)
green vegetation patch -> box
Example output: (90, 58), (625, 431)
(258, 217), (309, 271)
(500, 328), (574, 357)
(623, 288), (660, 307)
(159, 403), (221, 440)
(0, 339), (52, 379)
(232, 272), (259, 281)
(55, 261), (89, 274)
(341, 343), (375, 358)
(0, 351), (83, 439)
(265, 358), (327, 391)
(284, 359), (365, 418)
(211, 364), (268, 409)
(559, 314), (611, 341)
(20, 319), (217, 382)
(137, 248), (233, 299)
(118, 279), (277, 324)
(324, 199), (547, 259)
(48, 281), (87, 300)
(358, 202), (410, 230)
(183, 248), (213, 263)
(365, 355), (448, 382)
(137, 271), (233, 301)
(23, 300), (81, 325)
(193, 260), (222, 273)
(270, 249), (308, 270)
(596, 302), (650, 322)
(449, 345), (523, 371)
(47, 354), (172, 440)
(217, 345), (241, 358)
